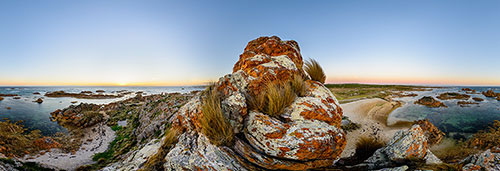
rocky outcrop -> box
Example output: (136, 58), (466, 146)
(163, 36), (345, 170)
(472, 97), (484, 102)
(461, 149), (500, 171)
(437, 92), (470, 100)
(356, 122), (443, 170)
(34, 98), (43, 104)
(414, 96), (447, 108)
(413, 119), (444, 145)
(482, 90), (498, 98)
(45, 91), (123, 99)
(0, 97), (3, 101)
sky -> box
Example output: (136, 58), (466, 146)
(1, 0), (499, 86)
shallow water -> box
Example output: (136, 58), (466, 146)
(0, 86), (203, 135)
(389, 87), (500, 137)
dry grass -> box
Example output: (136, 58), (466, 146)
(289, 74), (307, 97)
(431, 138), (479, 163)
(354, 136), (386, 161)
(248, 81), (297, 117)
(200, 84), (234, 146)
(304, 59), (326, 84)
(139, 127), (180, 171)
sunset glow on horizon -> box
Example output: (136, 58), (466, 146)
(1, 0), (499, 87)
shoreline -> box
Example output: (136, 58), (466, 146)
(21, 123), (115, 170)
(340, 98), (410, 158)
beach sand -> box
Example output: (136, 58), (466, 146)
(22, 123), (115, 170)
(340, 98), (411, 158)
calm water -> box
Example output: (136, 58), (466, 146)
(0, 86), (203, 135)
(389, 87), (500, 138)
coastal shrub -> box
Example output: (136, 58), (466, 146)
(304, 59), (326, 83)
(354, 136), (385, 161)
(140, 127), (180, 171)
(341, 122), (361, 132)
(248, 81), (296, 117)
(200, 84), (234, 146)
(289, 74), (307, 97)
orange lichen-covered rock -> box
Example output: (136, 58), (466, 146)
(363, 125), (442, 170)
(232, 36), (305, 97)
(461, 149), (500, 171)
(246, 112), (345, 161)
(163, 36), (346, 170)
(413, 119), (445, 145)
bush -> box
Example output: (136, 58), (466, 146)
(354, 136), (385, 161)
(140, 127), (180, 171)
(304, 59), (326, 83)
(248, 81), (297, 117)
(200, 84), (234, 146)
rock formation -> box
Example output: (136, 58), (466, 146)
(0, 97), (3, 101)
(472, 97), (484, 102)
(355, 121), (443, 170)
(45, 91), (122, 99)
(437, 92), (470, 100)
(103, 36), (346, 170)
(34, 98), (43, 104)
(460, 149), (500, 171)
(482, 90), (498, 98)
(414, 96), (447, 108)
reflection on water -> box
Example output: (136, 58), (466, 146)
(0, 86), (203, 135)
(389, 87), (500, 137)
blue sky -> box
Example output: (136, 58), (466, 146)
(1, 0), (499, 86)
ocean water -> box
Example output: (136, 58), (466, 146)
(389, 87), (500, 138)
(0, 86), (204, 135)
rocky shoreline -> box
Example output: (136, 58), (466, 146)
(1, 36), (500, 170)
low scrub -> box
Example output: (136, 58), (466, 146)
(248, 80), (296, 117)
(465, 120), (500, 149)
(354, 136), (386, 161)
(304, 59), (326, 83)
(0, 120), (60, 157)
(200, 84), (234, 146)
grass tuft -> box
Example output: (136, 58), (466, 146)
(248, 81), (297, 117)
(289, 74), (307, 97)
(304, 59), (326, 84)
(354, 136), (386, 161)
(139, 127), (180, 171)
(200, 84), (234, 146)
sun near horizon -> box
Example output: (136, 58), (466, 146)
(1, 1), (500, 87)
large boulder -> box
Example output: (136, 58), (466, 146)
(461, 149), (500, 171)
(360, 123), (443, 170)
(482, 90), (497, 98)
(167, 36), (346, 170)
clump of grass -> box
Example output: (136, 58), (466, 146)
(139, 127), (180, 171)
(354, 136), (386, 161)
(304, 59), (326, 84)
(248, 81), (297, 117)
(289, 74), (307, 97)
(200, 84), (234, 146)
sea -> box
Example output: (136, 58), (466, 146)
(0, 86), (204, 135)
(389, 86), (500, 139)
(1, 86), (499, 138)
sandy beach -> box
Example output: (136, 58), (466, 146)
(340, 98), (410, 158)
(22, 123), (115, 170)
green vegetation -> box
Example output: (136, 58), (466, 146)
(354, 136), (386, 161)
(304, 59), (326, 83)
(139, 127), (180, 171)
(326, 83), (430, 103)
(111, 125), (123, 131)
(200, 84), (234, 146)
